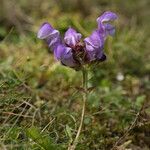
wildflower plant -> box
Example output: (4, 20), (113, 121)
(37, 11), (118, 150)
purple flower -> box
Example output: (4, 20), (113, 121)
(54, 44), (76, 67)
(84, 11), (117, 62)
(37, 23), (76, 67)
(37, 23), (61, 49)
(84, 30), (105, 61)
(37, 11), (118, 69)
(64, 27), (82, 47)
(97, 11), (118, 38)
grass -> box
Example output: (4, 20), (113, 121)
(0, 0), (150, 149)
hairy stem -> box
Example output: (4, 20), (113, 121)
(68, 68), (88, 150)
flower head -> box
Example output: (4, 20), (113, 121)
(97, 11), (118, 38)
(37, 11), (118, 70)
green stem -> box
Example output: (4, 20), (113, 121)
(68, 68), (88, 150)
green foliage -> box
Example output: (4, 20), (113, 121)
(26, 127), (61, 150)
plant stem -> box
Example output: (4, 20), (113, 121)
(68, 68), (88, 150)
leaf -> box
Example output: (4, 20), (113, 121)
(65, 125), (73, 142)
(26, 127), (60, 150)
(84, 117), (91, 125)
(136, 95), (146, 107)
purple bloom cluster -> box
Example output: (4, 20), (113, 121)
(37, 11), (118, 69)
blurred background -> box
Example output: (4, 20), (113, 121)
(0, 0), (150, 149)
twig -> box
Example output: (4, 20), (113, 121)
(2, 112), (33, 118)
(41, 118), (55, 133)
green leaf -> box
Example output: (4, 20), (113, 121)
(135, 95), (146, 107)
(26, 127), (60, 150)
(65, 125), (73, 142)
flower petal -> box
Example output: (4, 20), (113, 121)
(37, 23), (54, 39)
(103, 23), (116, 36)
(84, 30), (104, 61)
(97, 11), (118, 25)
(97, 11), (118, 38)
(64, 27), (82, 47)
(37, 22), (61, 49)
(54, 44), (66, 60)
(54, 44), (76, 67)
